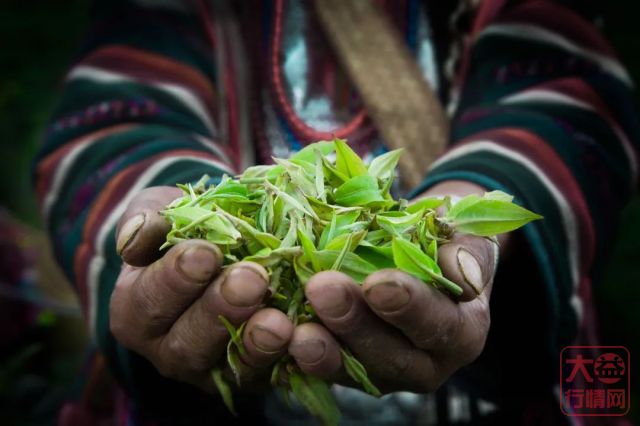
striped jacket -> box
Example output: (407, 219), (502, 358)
(34, 0), (638, 424)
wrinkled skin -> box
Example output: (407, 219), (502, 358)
(110, 181), (503, 394)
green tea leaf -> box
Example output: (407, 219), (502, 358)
(406, 197), (445, 214)
(334, 175), (384, 207)
(376, 211), (422, 236)
(280, 216), (298, 248)
(193, 174), (211, 191)
(340, 220), (370, 233)
(271, 361), (282, 387)
(315, 250), (377, 283)
(265, 181), (319, 220)
(239, 164), (275, 180)
(354, 245), (395, 269)
(265, 165), (286, 182)
(363, 229), (391, 246)
(420, 211), (449, 242)
(268, 265), (285, 296)
(318, 212), (338, 250)
(288, 158), (316, 176)
(314, 149), (327, 202)
(211, 368), (236, 416)
(445, 194), (481, 219)
(290, 140), (336, 163)
(243, 247), (303, 267)
(162, 206), (239, 239)
(205, 229), (239, 246)
(341, 349), (381, 397)
(427, 239), (437, 262)
(368, 149), (403, 180)
(320, 155), (348, 187)
(255, 232), (282, 250)
(257, 192), (275, 233)
(214, 206), (279, 250)
(227, 340), (243, 385)
(305, 197), (335, 221)
(325, 230), (365, 252)
(274, 158), (317, 197)
(444, 199), (542, 236)
(297, 225), (320, 272)
(335, 139), (368, 178)
(212, 180), (249, 198)
(287, 287), (305, 323)
(289, 372), (340, 426)
(218, 315), (246, 355)
(331, 233), (354, 270)
(324, 210), (362, 242)
(392, 238), (463, 296)
(483, 190), (514, 203)
(294, 255), (315, 285)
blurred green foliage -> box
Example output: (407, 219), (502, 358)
(0, 0), (89, 225)
(0, 1), (90, 424)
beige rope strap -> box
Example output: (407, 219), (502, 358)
(314, 0), (449, 189)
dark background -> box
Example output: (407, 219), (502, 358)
(0, 0), (638, 423)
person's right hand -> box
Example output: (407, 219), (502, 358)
(110, 186), (294, 393)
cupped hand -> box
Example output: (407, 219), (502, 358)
(110, 186), (294, 392)
(288, 181), (502, 394)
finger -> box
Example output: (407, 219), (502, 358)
(154, 262), (270, 382)
(116, 186), (182, 267)
(363, 270), (475, 360)
(306, 271), (439, 393)
(289, 322), (343, 380)
(438, 233), (498, 301)
(241, 308), (293, 369)
(110, 239), (222, 351)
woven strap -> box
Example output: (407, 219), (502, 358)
(314, 0), (449, 189)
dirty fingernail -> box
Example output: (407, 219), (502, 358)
(250, 326), (286, 353)
(116, 213), (145, 255)
(310, 284), (352, 318)
(457, 248), (483, 295)
(289, 339), (326, 365)
(366, 282), (410, 312)
(176, 246), (219, 283)
(221, 266), (267, 307)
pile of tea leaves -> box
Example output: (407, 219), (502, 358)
(160, 139), (541, 425)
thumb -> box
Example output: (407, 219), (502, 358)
(438, 234), (498, 302)
(116, 186), (182, 267)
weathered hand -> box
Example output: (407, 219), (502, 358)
(110, 186), (294, 392)
(288, 181), (501, 394)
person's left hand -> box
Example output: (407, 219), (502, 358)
(287, 181), (500, 394)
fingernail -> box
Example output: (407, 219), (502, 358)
(221, 266), (267, 307)
(176, 246), (219, 283)
(250, 326), (286, 353)
(311, 284), (352, 318)
(366, 282), (410, 312)
(289, 340), (326, 364)
(116, 213), (145, 255)
(457, 248), (484, 295)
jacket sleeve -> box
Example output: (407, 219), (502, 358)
(413, 0), (639, 356)
(32, 1), (254, 419)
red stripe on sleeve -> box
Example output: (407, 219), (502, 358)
(35, 124), (136, 204)
(81, 149), (221, 243)
(80, 45), (218, 121)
